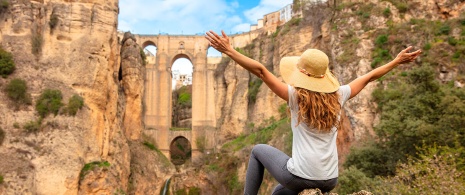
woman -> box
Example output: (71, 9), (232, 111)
(205, 30), (421, 194)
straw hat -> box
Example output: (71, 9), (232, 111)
(279, 49), (340, 93)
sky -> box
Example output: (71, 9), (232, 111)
(118, 0), (292, 78)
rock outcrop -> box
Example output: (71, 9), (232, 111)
(120, 32), (144, 140)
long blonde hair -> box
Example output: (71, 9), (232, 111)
(295, 87), (341, 132)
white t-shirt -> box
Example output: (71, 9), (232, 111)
(286, 85), (351, 180)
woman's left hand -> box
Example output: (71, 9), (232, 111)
(205, 30), (233, 55)
(394, 46), (422, 64)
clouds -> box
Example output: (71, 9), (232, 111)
(118, 0), (292, 35)
(244, 0), (292, 23)
(119, 0), (237, 34)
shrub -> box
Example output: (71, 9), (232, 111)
(139, 48), (147, 65)
(0, 0), (8, 14)
(49, 14), (58, 30)
(248, 78), (263, 104)
(31, 32), (43, 55)
(0, 47), (15, 77)
(336, 166), (381, 194)
(375, 35), (388, 46)
(36, 89), (63, 118)
(13, 122), (19, 129)
(66, 94), (84, 116)
(437, 25), (450, 35)
(0, 127), (5, 146)
(369, 146), (465, 194)
(188, 187), (201, 195)
(0, 174), (3, 184)
(195, 135), (206, 153)
(23, 120), (41, 133)
(5, 78), (31, 108)
(383, 8), (391, 17)
(423, 42), (432, 50)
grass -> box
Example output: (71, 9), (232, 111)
(169, 127), (191, 131)
(79, 161), (110, 180)
(222, 118), (288, 152)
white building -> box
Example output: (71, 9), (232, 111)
(280, 4), (293, 23)
(172, 70), (192, 90)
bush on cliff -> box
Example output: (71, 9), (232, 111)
(5, 78), (32, 109)
(0, 47), (15, 77)
(64, 94), (84, 116)
(36, 89), (63, 118)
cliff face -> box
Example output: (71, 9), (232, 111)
(0, 0), (132, 194)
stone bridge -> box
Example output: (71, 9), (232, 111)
(133, 31), (262, 161)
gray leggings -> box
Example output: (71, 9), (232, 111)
(243, 144), (337, 195)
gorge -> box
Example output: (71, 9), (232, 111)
(0, 0), (464, 194)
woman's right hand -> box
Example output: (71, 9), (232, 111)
(205, 30), (233, 55)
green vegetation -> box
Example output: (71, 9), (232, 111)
(0, 46), (15, 77)
(143, 141), (157, 151)
(0, 174), (3, 184)
(0, 0), (8, 14)
(188, 187), (201, 195)
(383, 0), (409, 13)
(339, 66), (465, 192)
(65, 94), (84, 116)
(169, 127), (191, 131)
(23, 119), (41, 133)
(222, 118), (288, 152)
(0, 127), (5, 146)
(36, 89), (63, 118)
(5, 78), (32, 108)
(195, 135), (206, 153)
(247, 78), (263, 104)
(31, 32), (43, 55)
(338, 146), (465, 194)
(371, 34), (392, 68)
(140, 48), (147, 65)
(174, 86), (191, 107)
(13, 122), (19, 129)
(79, 161), (110, 179)
(383, 7), (391, 17)
(49, 13), (59, 30)
(175, 187), (201, 195)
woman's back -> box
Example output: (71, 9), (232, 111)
(286, 85), (351, 180)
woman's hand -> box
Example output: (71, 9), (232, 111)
(393, 46), (422, 65)
(205, 30), (233, 55)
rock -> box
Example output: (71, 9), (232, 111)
(298, 189), (372, 195)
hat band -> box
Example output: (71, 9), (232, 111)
(298, 67), (325, 78)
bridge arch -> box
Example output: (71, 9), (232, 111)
(142, 40), (157, 48)
(169, 136), (192, 165)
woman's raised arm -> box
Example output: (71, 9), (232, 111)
(348, 46), (422, 99)
(206, 30), (289, 102)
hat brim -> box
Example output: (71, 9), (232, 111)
(279, 56), (340, 93)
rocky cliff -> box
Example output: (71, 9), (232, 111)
(0, 0), (136, 194)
